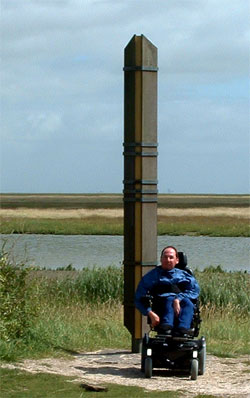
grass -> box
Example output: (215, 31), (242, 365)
(1, 302), (248, 362)
(158, 215), (250, 237)
(0, 367), (183, 398)
(0, 302), (131, 361)
(195, 267), (250, 356)
(195, 267), (249, 312)
(1, 215), (249, 236)
(0, 217), (123, 235)
(200, 306), (250, 357)
(0, 259), (249, 361)
(1, 193), (249, 209)
(0, 258), (249, 398)
(0, 193), (124, 209)
(0, 367), (230, 398)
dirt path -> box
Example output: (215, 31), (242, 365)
(2, 350), (249, 397)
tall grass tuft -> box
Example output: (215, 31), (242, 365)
(195, 267), (249, 314)
(37, 265), (124, 304)
(196, 266), (250, 356)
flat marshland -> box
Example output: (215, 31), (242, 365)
(0, 193), (249, 236)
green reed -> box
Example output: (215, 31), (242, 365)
(34, 265), (249, 313)
(35, 265), (124, 304)
(195, 267), (249, 314)
(0, 260), (249, 360)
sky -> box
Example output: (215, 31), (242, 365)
(1, 0), (250, 194)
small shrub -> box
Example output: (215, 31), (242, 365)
(0, 251), (38, 341)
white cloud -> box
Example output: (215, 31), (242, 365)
(1, 0), (249, 193)
(26, 112), (63, 138)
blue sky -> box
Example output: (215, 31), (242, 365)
(1, 0), (249, 194)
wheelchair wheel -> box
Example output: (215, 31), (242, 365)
(141, 334), (149, 372)
(145, 357), (153, 378)
(198, 344), (206, 375)
(191, 359), (198, 380)
(141, 346), (147, 372)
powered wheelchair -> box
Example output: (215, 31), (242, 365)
(140, 252), (206, 380)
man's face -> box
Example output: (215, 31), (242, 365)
(161, 247), (179, 270)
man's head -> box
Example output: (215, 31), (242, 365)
(161, 246), (179, 270)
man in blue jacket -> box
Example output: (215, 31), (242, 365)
(135, 246), (200, 336)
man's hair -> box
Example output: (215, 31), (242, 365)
(160, 246), (179, 259)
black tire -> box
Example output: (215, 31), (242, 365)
(141, 334), (149, 372)
(145, 357), (153, 378)
(141, 346), (147, 372)
(191, 359), (198, 380)
(198, 344), (206, 375)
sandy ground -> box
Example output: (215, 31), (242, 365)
(1, 350), (249, 397)
(0, 207), (249, 219)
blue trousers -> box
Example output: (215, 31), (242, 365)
(159, 296), (194, 330)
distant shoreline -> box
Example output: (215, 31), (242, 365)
(1, 193), (249, 209)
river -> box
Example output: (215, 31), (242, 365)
(0, 234), (249, 272)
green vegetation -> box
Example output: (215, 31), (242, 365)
(1, 193), (249, 236)
(197, 265), (249, 311)
(0, 251), (130, 361)
(1, 193), (249, 209)
(0, 217), (123, 235)
(158, 216), (249, 237)
(0, 253), (38, 342)
(0, 368), (180, 398)
(0, 193), (124, 209)
(1, 215), (249, 237)
(0, 250), (249, 362)
(196, 266), (250, 356)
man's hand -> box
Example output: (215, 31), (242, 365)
(173, 298), (181, 316)
(148, 310), (160, 327)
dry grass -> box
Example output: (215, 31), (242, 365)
(0, 208), (123, 219)
(0, 206), (249, 219)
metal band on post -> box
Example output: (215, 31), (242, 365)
(123, 142), (158, 147)
(123, 66), (158, 72)
(123, 179), (158, 185)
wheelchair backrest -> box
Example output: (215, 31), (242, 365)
(176, 251), (193, 275)
(176, 251), (187, 269)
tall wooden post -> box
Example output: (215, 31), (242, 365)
(123, 35), (158, 352)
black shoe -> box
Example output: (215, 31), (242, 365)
(175, 327), (191, 337)
(158, 324), (173, 335)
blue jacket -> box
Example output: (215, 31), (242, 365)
(135, 266), (200, 316)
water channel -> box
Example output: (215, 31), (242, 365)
(0, 234), (249, 272)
